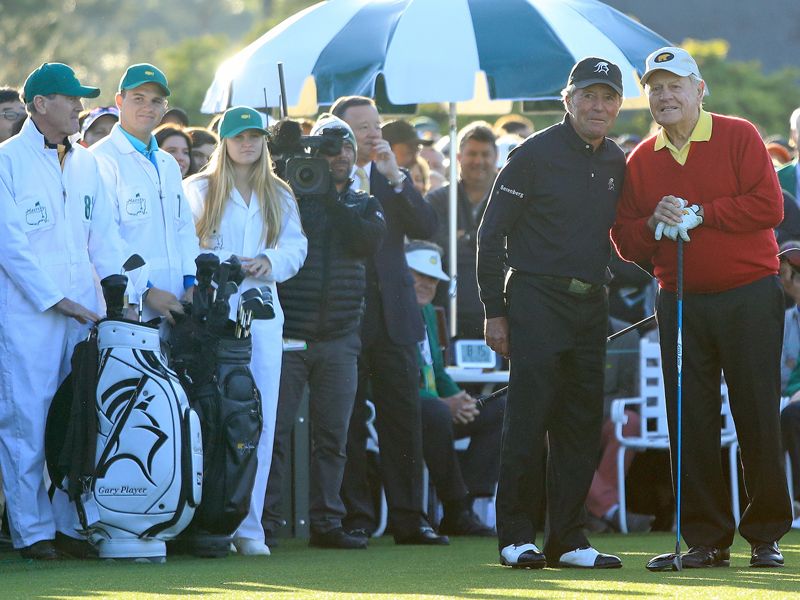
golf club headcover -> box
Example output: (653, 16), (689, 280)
(100, 274), (129, 319)
(90, 319), (203, 560)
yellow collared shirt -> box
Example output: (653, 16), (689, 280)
(654, 109), (713, 166)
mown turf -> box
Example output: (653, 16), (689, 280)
(2, 531), (800, 599)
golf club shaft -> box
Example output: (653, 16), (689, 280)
(607, 314), (656, 342)
(675, 238), (684, 562)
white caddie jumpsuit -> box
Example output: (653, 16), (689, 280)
(0, 118), (128, 548)
(183, 177), (307, 543)
(91, 124), (199, 319)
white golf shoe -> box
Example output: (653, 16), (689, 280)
(558, 545), (621, 569)
(232, 537), (271, 556)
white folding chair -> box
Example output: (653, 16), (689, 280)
(610, 338), (740, 533)
(364, 400), (388, 538)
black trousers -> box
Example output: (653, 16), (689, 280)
(263, 332), (360, 535)
(496, 273), (607, 558)
(420, 392), (505, 503)
(657, 275), (792, 548)
(341, 328), (426, 535)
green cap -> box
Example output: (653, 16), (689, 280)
(23, 63), (100, 102)
(219, 106), (269, 139)
(119, 63), (170, 96)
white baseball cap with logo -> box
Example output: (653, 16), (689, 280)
(640, 46), (702, 86)
(406, 247), (450, 281)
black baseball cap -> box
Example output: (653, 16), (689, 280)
(568, 57), (623, 96)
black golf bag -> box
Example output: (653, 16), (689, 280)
(169, 254), (271, 556)
(46, 273), (203, 562)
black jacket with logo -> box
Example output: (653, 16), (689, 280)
(279, 184), (386, 341)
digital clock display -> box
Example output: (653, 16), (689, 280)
(454, 340), (496, 368)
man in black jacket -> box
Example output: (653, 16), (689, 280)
(263, 114), (386, 549)
(333, 96), (445, 545)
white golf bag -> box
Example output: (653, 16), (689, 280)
(90, 319), (203, 560)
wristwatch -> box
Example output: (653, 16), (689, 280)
(388, 172), (407, 188)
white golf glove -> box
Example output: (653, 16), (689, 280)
(675, 204), (703, 241)
(655, 223), (679, 241)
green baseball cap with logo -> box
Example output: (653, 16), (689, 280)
(119, 63), (170, 96)
(219, 106), (269, 139)
(23, 63), (100, 102)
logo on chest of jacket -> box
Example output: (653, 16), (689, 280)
(499, 184), (524, 199)
(126, 193), (147, 216)
(25, 201), (48, 226)
(608, 178), (615, 191)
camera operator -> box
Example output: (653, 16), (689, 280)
(263, 114), (386, 549)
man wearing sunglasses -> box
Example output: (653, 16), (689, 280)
(0, 87), (25, 143)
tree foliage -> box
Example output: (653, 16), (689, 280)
(682, 38), (800, 136)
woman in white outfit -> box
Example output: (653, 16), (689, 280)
(183, 106), (307, 556)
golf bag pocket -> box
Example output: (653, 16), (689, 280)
(191, 336), (262, 535)
(92, 319), (202, 559)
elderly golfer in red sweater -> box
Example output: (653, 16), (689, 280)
(612, 47), (792, 571)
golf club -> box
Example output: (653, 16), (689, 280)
(236, 288), (262, 338)
(121, 253), (145, 274)
(673, 237), (684, 571)
(121, 253), (146, 313)
(646, 238), (685, 573)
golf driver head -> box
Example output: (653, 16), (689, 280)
(101, 274), (129, 319)
(645, 552), (682, 572)
(122, 253), (146, 273)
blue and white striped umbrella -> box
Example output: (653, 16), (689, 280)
(203, 0), (671, 113)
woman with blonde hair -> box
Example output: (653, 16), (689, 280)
(183, 106), (307, 556)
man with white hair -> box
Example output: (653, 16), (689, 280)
(777, 107), (800, 198)
(612, 47), (791, 570)
(263, 114), (386, 550)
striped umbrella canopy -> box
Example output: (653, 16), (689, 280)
(202, 0), (671, 114)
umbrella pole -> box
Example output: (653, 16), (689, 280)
(448, 102), (459, 339)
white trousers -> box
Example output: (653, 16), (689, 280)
(0, 308), (86, 547)
(233, 306), (284, 543)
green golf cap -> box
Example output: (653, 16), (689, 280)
(119, 63), (170, 96)
(23, 63), (100, 102)
(219, 106), (269, 139)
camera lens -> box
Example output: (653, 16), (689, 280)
(297, 166), (315, 184)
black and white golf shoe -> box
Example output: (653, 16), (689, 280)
(557, 545), (622, 569)
(500, 543), (547, 569)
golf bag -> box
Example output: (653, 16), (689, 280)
(91, 317), (203, 560)
(46, 273), (203, 562)
(169, 254), (268, 555)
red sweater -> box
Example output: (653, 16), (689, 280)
(611, 113), (782, 293)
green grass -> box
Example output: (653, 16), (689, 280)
(2, 531), (800, 599)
